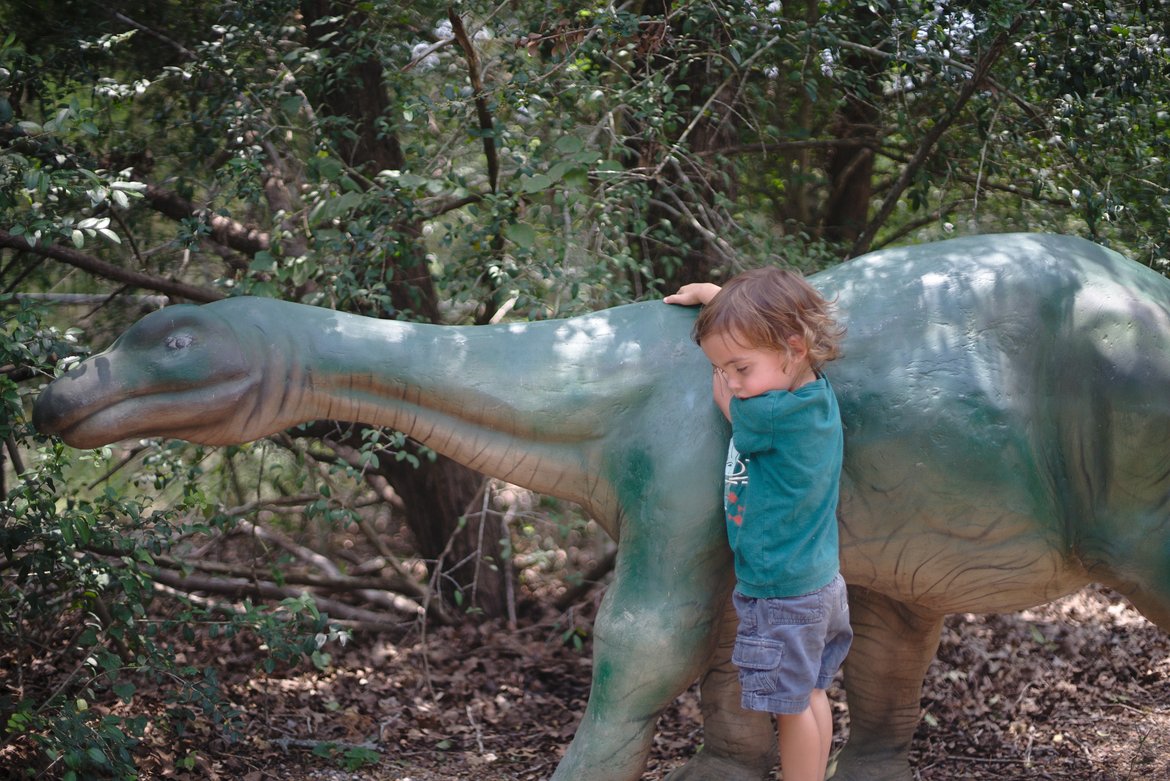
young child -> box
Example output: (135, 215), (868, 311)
(665, 267), (851, 781)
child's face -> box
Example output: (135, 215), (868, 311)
(700, 329), (811, 399)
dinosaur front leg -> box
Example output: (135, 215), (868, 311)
(664, 591), (777, 781)
(549, 526), (729, 781)
(833, 587), (944, 781)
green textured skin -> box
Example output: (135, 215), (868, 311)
(34, 234), (1170, 780)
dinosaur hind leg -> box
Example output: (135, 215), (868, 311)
(833, 587), (944, 781)
(664, 591), (777, 781)
(1119, 586), (1170, 631)
(1084, 523), (1170, 632)
(1094, 567), (1170, 633)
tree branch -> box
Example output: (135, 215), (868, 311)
(143, 185), (270, 259)
(0, 230), (224, 303)
(694, 138), (881, 158)
(109, 11), (197, 60)
(653, 35), (781, 180)
(14, 292), (170, 308)
(871, 199), (966, 250)
(448, 9), (499, 193)
(849, 8), (1033, 257)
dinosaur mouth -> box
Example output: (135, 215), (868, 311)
(40, 376), (257, 449)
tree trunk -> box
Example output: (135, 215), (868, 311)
(383, 447), (509, 617)
(821, 96), (878, 244)
(627, 0), (739, 288)
(298, 0), (511, 618)
(820, 5), (883, 244)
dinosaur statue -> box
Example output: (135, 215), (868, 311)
(33, 233), (1170, 780)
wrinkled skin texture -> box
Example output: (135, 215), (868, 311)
(34, 235), (1170, 780)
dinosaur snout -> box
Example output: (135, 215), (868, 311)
(32, 360), (96, 438)
(31, 381), (66, 436)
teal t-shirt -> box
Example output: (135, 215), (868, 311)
(724, 375), (844, 598)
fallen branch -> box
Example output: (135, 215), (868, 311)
(151, 580), (407, 633)
(151, 553), (424, 596)
(147, 567), (425, 623)
(234, 518), (448, 623)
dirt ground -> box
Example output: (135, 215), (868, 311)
(156, 583), (1168, 781)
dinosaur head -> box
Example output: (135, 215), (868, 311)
(33, 302), (260, 448)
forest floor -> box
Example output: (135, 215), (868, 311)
(128, 583), (1168, 781)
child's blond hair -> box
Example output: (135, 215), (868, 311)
(693, 267), (844, 370)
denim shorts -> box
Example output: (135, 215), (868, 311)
(731, 573), (852, 715)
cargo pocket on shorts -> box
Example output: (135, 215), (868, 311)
(732, 636), (784, 696)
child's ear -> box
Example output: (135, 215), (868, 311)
(786, 335), (809, 360)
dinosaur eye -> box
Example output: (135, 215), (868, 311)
(165, 334), (194, 350)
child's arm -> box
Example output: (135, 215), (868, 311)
(663, 283), (722, 306)
(665, 282), (728, 417)
(712, 369), (733, 421)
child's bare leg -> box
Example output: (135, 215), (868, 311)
(809, 688), (832, 772)
(777, 695), (831, 781)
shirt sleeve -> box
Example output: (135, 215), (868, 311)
(729, 394), (780, 456)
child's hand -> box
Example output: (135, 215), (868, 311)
(664, 283), (722, 306)
(712, 368), (733, 421)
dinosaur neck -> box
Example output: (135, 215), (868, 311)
(238, 298), (669, 524)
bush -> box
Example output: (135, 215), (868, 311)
(0, 296), (344, 777)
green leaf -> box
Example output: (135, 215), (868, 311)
(562, 167), (589, 189)
(504, 222), (536, 248)
(554, 135), (585, 154)
(113, 682), (136, 703)
(548, 159), (594, 186)
(343, 746), (380, 770)
(518, 173), (553, 194)
(546, 161), (575, 183)
(249, 250), (276, 272)
(316, 157), (344, 181)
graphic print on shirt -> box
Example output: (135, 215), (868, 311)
(724, 440), (749, 526)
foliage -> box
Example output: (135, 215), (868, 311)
(2, 0), (1169, 774)
(0, 299), (344, 776)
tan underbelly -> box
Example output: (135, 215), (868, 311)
(838, 498), (1087, 615)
